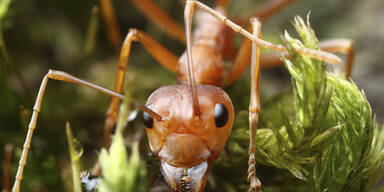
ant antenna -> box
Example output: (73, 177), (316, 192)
(134, 102), (164, 121)
(184, 2), (201, 117)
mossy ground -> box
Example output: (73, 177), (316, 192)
(0, 0), (383, 191)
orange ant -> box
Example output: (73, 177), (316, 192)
(12, 0), (355, 191)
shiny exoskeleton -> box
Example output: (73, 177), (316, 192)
(12, 0), (353, 191)
(141, 6), (238, 191)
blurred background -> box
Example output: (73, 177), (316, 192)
(0, 0), (383, 191)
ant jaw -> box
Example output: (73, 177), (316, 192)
(160, 160), (211, 192)
(158, 133), (211, 166)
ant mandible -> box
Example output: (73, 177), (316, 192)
(13, 0), (355, 191)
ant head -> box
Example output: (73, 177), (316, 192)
(143, 84), (234, 191)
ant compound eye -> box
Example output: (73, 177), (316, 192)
(143, 105), (154, 128)
(143, 111), (153, 128)
(214, 103), (229, 128)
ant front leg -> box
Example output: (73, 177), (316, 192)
(12, 70), (125, 192)
(104, 29), (179, 148)
(184, 0), (341, 64)
(225, 38), (355, 84)
(248, 18), (262, 192)
(260, 39), (355, 78)
(223, 16), (265, 192)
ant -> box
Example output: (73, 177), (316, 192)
(12, 0), (355, 191)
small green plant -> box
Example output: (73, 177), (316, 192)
(248, 16), (384, 191)
(0, 0), (12, 64)
(97, 78), (147, 192)
(66, 122), (83, 192)
(98, 133), (146, 192)
(65, 16), (384, 192)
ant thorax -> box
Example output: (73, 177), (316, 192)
(177, 44), (227, 86)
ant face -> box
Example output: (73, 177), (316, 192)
(143, 84), (234, 191)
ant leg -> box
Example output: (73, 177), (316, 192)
(216, 0), (231, 9)
(221, 0), (301, 85)
(184, 0), (341, 64)
(224, 37), (252, 85)
(260, 39), (355, 78)
(99, 0), (122, 50)
(129, 0), (186, 43)
(236, 0), (298, 23)
(12, 70), (125, 192)
(320, 39), (354, 78)
(104, 29), (179, 148)
(4, 144), (13, 192)
(248, 18), (262, 192)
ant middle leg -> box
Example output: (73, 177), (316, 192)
(224, 37), (252, 85)
(235, 0), (298, 23)
(103, 29), (179, 148)
(216, 0), (231, 9)
(320, 39), (355, 77)
(100, 0), (188, 48)
(3, 144), (13, 192)
(99, 0), (122, 50)
(129, 0), (186, 43)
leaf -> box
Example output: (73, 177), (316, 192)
(0, 0), (11, 20)
(66, 122), (83, 192)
